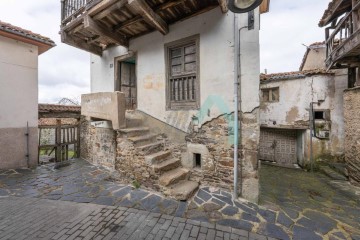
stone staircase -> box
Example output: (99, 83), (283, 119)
(118, 112), (199, 200)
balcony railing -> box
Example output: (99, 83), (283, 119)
(61, 0), (96, 25)
(325, 0), (360, 68)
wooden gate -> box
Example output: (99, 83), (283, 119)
(38, 120), (80, 163)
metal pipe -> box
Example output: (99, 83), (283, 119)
(309, 103), (313, 172)
(25, 121), (30, 167)
(233, 11), (248, 199)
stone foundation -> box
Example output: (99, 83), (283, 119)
(344, 87), (360, 186)
(186, 111), (260, 203)
(80, 118), (116, 169)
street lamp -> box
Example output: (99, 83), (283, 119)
(228, 0), (264, 13)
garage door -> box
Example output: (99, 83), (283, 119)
(259, 128), (297, 166)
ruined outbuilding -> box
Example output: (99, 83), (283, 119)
(260, 42), (348, 168)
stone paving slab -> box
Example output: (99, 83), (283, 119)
(0, 159), (360, 240)
(0, 196), (272, 240)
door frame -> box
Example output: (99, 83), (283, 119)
(114, 52), (137, 109)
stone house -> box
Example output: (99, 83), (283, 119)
(0, 21), (55, 169)
(318, 0), (360, 186)
(259, 42), (348, 168)
(60, 0), (270, 202)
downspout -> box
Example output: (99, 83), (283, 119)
(233, 12), (248, 199)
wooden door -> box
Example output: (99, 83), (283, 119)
(120, 62), (137, 110)
(259, 128), (297, 166)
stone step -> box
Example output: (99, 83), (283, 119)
(159, 168), (189, 187)
(128, 134), (158, 147)
(118, 127), (150, 137)
(167, 180), (199, 201)
(136, 141), (164, 155)
(145, 151), (171, 165)
(153, 158), (181, 174)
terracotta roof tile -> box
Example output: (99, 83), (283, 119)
(39, 104), (81, 113)
(260, 69), (334, 81)
(0, 21), (55, 46)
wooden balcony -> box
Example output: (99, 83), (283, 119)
(325, 1), (360, 69)
(60, 0), (227, 56)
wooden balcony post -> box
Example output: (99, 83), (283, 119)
(352, 0), (359, 32)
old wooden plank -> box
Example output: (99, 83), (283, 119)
(84, 15), (129, 47)
(93, 0), (127, 20)
(217, 0), (228, 13)
(61, 30), (103, 56)
(128, 0), (169, 35)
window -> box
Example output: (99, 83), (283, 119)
(314, 110), (330, 120)
(262, 87), (279, 102)
(194, 153), (201, 168)
(165, 35), (200, 110)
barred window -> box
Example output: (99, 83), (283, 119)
(165, 35), (200, 110)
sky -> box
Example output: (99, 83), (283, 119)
(0, 0), (330, 103)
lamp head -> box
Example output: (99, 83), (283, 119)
(228, 0), (263, 13)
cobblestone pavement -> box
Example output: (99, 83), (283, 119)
(0, 196), (271, 240)
(0, 159), (359, 239)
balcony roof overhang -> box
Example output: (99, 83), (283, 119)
(319, 0), (352, 27)
(60, 0), (227, 56)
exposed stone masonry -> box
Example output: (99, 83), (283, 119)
(344, 87), (360, 186)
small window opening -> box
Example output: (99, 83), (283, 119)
(314, 111), (324, 120)
(194, 153), (201, 168)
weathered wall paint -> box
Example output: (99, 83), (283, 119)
(0, 35), (39, 169)
(260, 71), (348, 163)
(89, 7), (261, 202)
(90, 7), (260, 132)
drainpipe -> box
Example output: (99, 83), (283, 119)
(233, 12), (248, 199)
(25, 121), (30, 167)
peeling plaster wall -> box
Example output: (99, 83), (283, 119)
(90, 7), (260, 132)
(0, 35), (39, 169)
(260, 71), (347, 163)
(90, 7), (261, 202)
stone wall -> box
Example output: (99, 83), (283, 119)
(186, 111), (260, 202)
(80, 118), (116, 169)
(344, 87), (360, 186)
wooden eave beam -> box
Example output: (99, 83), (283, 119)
(218, 0), (228, 13)
(61, 31), (103, 56)
(93, 0), (127, 20)
(87, 0), (123, 16)
(127, 0), (169, 35)
(84, 15), (129, 47)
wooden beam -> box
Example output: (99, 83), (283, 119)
(93, 0), (127, 20)
(61, 31), (103, 56)
(87, 0), (122, 16)
(84, 15), (129, 47)
(127, 0), (169, 35)
(218, 0), (228, 13)
(113, 0), (188, 32)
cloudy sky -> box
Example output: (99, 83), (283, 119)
(0, 0), (330, 103)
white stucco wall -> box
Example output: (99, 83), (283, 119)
(91, 7), (260, 132)
(260, 72), (347, 158)
(0, 34), (39, 169)
(0, 35), (38, 128)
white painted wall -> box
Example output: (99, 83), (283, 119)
(91, 7), (260, 132)
(260, 72), (347, 158)
(0, 35), (38, 128)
